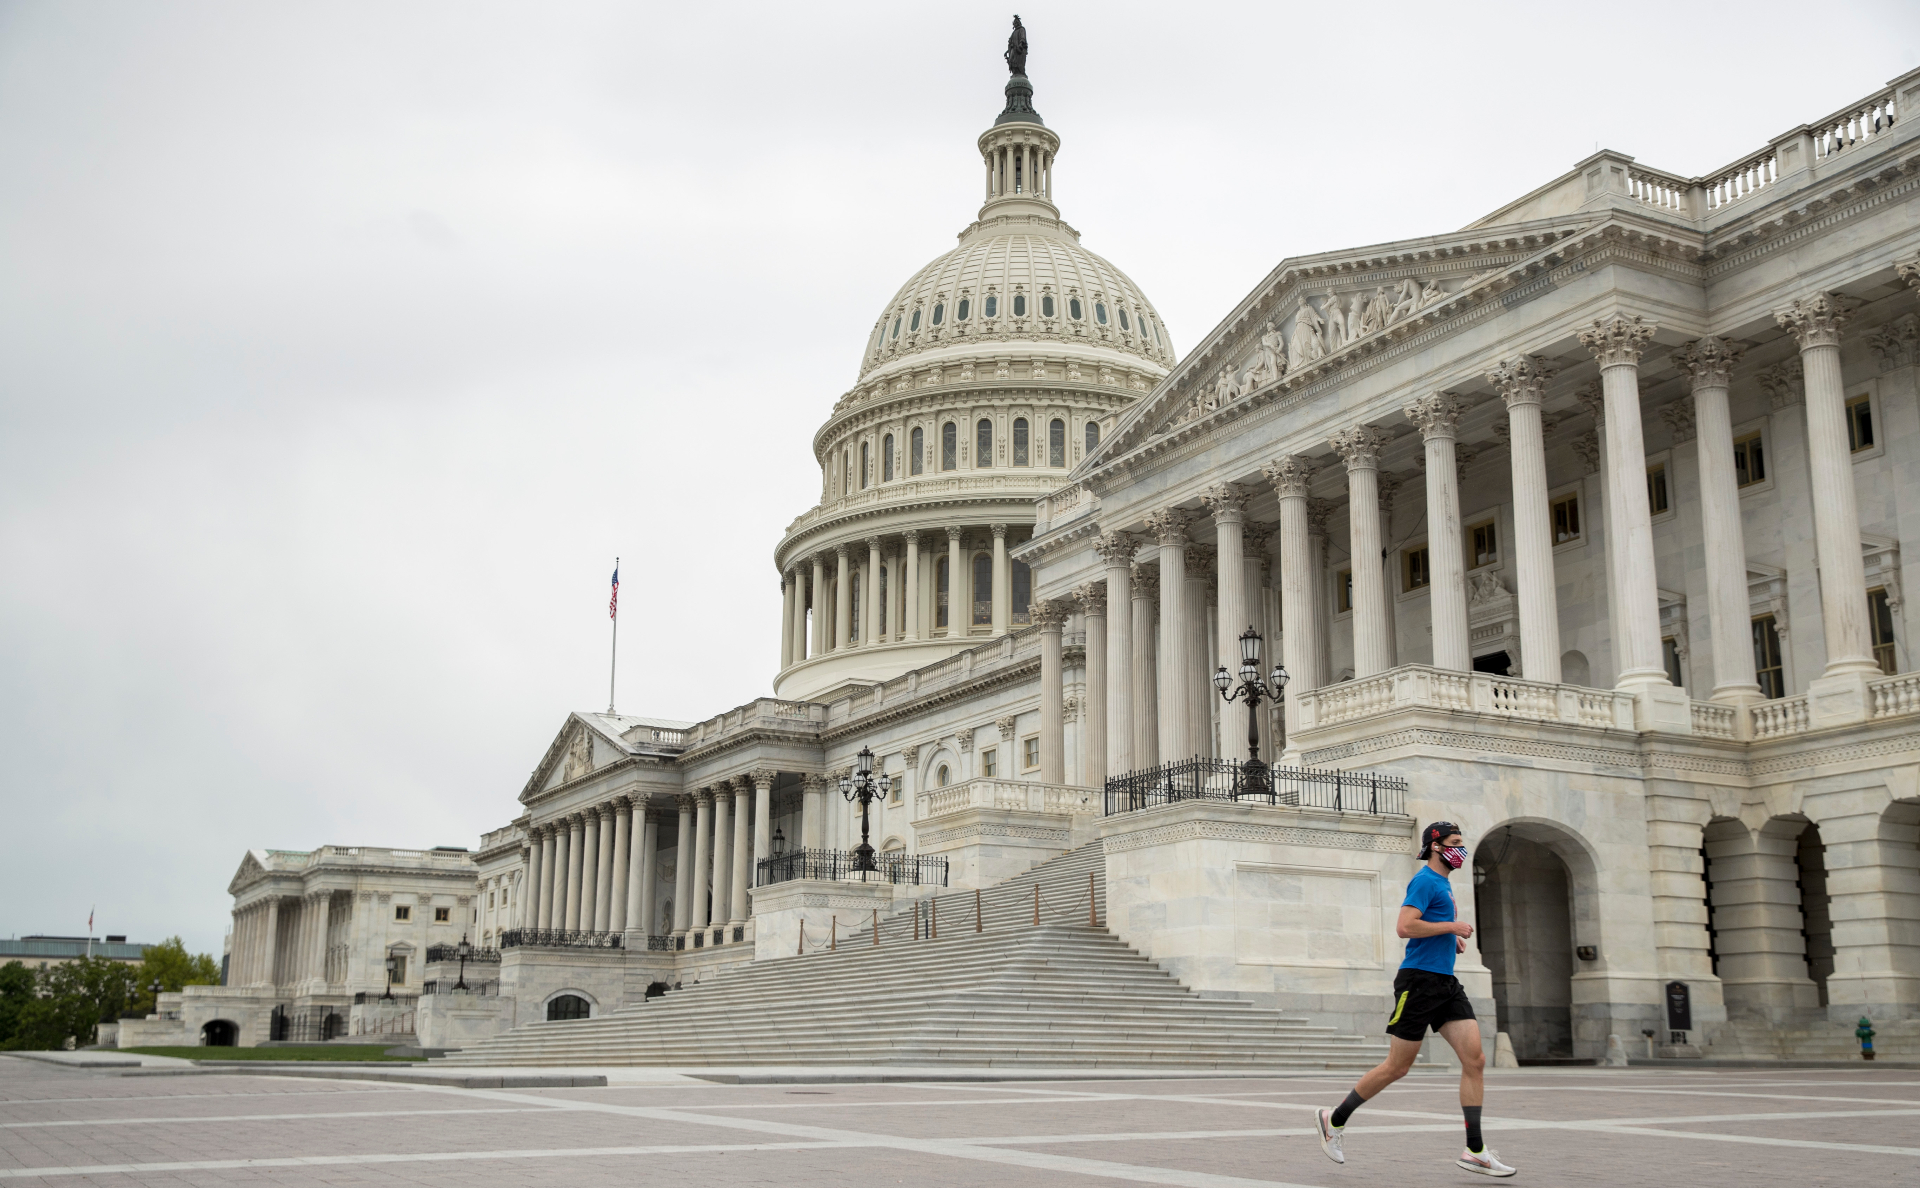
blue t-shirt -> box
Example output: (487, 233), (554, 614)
(1400, 865), (1458, 976)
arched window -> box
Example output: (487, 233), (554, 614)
(1012, 294), (1026, 317)
(1095, 302), (1108, 325)
(931, 303), (944, 325)
(911, 427), (925, 475)
(937, 764), (951, 787)
(984, 294), (998, 318)
(878, 566), (888, 636)
(957, 298), (971, 321)
(1085, 421), (1100, 455)
(1048, 418), (1065, 467)
(1013, 417), (1030, 466)
(1012, 560), (1032, 625)
(849, 571), (861, 642)
(547, 995), (590, 1021)
(976, 418), (993, 468)
(972, 554), (993, 625)
(1141, 316), (1155, 344)
(1117, 307), (1129, 330)
(935, 556), (949, 628)
(941, 422), (957, 471)
(1068, 297), (1081, 320)
(842, 451), (850, 495)
(891, 315), (901, 340)
(1043, 294), (1056, 318)
(909, 309), (921, 332)
(883, 434), (894, 481)
(860, 442), (869, 489)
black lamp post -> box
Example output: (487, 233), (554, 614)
(383, 954), (398, 1000)
(1213, 625), (1289, 799)
(453, 933), (473, 991)
(771, 826), (786, 856)
(149, 979), (163, 1016)
(838, 745), (892, 877)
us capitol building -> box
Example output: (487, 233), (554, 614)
(128, 29), (1920, 1068)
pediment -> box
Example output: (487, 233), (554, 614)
(226, 849), (270, 896)
(522, 713), (626, 803)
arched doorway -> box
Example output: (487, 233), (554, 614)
(1473, 826), (1575, 1060)
(546, 994), (591, 1021)
(201, 1019), (237, 1047)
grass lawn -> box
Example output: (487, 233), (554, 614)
(122, 1046), (423, 1062)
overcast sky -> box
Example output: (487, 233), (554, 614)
(3, 2), (1915, 958)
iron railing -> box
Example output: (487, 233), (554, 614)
(425, 945), (500, 963)
(1104, 757), (1408, 817)
(646, 935), (680, 951)
(756, 848), (950, 888)
(352, 991), (421, 1007)
(421, 979), (498, 996)
(497, 928), (623, 950)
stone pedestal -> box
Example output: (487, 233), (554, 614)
(1633, 683), (1694, 733)
(1807, 671), (1873, 729)
(749, 877), (897, 962)
(913, 806), (1077, 890)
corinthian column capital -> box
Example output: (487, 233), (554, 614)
(1092, 529), (1137, 565)
(1031, 599), (1072, 630)
(1262, 454), (1315, 499)
(1404, 392), (1467, 440)
(1897, 254), (1920, 294)
(1487, 356), (1555, 408)
(1579, 314), (1657, 368)
(1143, 507), (1192, 546)
(1072, 581), (1107, 616)
(1202, 483), (1250, 524)
(1774, 292), (1850, 350)
(1328, 424), (1386, 471)
(1672, 336), (1745, 390)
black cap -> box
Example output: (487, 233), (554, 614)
(1420, 821), (1462, 859)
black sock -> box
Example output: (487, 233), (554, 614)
(1463, 1105), (1483, 1152)
(1329, 1089), (1367, 1128)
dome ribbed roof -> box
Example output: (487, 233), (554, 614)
(857, 227), (1175, 380)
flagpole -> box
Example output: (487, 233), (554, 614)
(607, 558), (619, 715)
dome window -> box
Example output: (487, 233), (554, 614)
(860, 441), (870, 489)
(1085, 421), (1100, 454)
(909, 309), (921, 332)
(891, 316), (901, 341)
(931, 303), (944, 326)
(976, 418), (993, 469)
(910, 427), (925, 476)
(957, 298), (970, 321)
(1118, 308), (1131, 331)
(1068, 297), (1081, 320)
(972, 553), (993, 624)
(883, 434), (895, 482)
(1048, 418), (1065, 467)
(1013, 417), (1030, 466)
(1012, 294), (1026, 317)
(1095, 302), (1108, 325)
(984, 295), (998, 318)
(941, 422), (957, 471)
(1043, 295), (1056, 318)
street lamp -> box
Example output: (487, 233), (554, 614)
(771, 826), (786, 856)
(383, 954), (399, 1000)
(838, 745), (892, 877)
(1214, 625), (1289, 798)
(149, 979), (162, 1017)
(453, 933), (473, 991)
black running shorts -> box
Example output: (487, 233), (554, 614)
(1385, 967), (1476, 1042)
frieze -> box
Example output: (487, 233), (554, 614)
(916, 822), (1070, 847)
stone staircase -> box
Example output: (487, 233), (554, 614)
(438, 842), (1392, 1069)
(1703, 1015), (1920, 1060)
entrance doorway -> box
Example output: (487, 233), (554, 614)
(201, 1019), (237, 1047)
(1473, 826), (1575, 1060)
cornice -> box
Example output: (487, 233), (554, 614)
(1701, 155), (1920, 279)
(778, 488), (1049, 570)
(1013, 512), (1104, 566)
(821, 654), (1042, 742)
(518, 752), (678, 809)
(672, 724), (824, 769)
(816, 368), (1154, 460)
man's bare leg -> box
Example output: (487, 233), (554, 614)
(1352, 1035), (1424, 1101)
(1439, 1017), (1491, 1159)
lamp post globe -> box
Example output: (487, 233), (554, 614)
(454, 933), (473, 990)
(1216, 625), (1282, 799)
(841, 745), (889, 877)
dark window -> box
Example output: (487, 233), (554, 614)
(1337, 569), (1353, 613)
(433, 907), (450, 923)
(972, 553), (993, 625)
(1013, 417), (1029, 465)
(1404, 546), (1431, 592)
(1733, 433), (1766, 487)
(977, 418), (993, 468)
(1469, 519), (1498, 568)
(547, 994), (590, 1021)
(1870, 588), (1897, 674)
(883, 434), (894, 482)
(1095, 302), (1108, 324)
(878, 566), (887, 636)
(935, 557), (949, 628)
(1753, 615), (1785, 699)
(394, 906), (411, 922)
(1847, 395), (1874, 452)
(1012, 294), (1026, 317)
(1647, 464), (1670, 514)
(984, 295), (998, 318)
(1012, 560), (1032, 624)
(1042, 294), (1055, 318)
(890, 316), (901, 340)
(1551, 494), (1581, 543)
(941, 422), (957, 471)
(910, 427), (924, 475)
(909, 309), (920, 332)
(1118, 308), (1131, 330)
(1663, 637), (1684, 689)
(849, 572), (860, 642)
(1068, 297), (1081, 320)
(860, 442), (869, 489)
(957, 298), (970, 321)
(1048, 419), (1065, 467)
(931, 303), (944, 326)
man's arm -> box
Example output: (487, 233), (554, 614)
(1396, 904), (1471, 939)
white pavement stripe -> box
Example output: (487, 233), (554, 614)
(0, 1141), (853, 1180)
(1557, 1122), (1920, 1159)
(0, 1088), (411, 1108)
(0, 1106), (556, 1130)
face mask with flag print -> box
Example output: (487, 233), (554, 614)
(1439, 845), (1468, 870)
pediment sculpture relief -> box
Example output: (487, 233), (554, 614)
(562, 728), (594, 782)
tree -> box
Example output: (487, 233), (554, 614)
(134, 937), (221, 1012)
(0, 958), (141, 1050)
(0, 961), (33, 1047)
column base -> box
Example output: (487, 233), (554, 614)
(1807, 668), (1876, 728)
(1619, 679), (1691, 733)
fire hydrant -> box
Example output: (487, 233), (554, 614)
(1856, 1017), (1876, 1061)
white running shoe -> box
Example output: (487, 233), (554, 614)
(1457, 1147), (1516, 1176)
(1315, 1107), (1345, 1164)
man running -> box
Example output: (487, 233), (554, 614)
(1315, 822), (1515, 1176)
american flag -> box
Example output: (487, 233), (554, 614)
(609, 563), (620, 620)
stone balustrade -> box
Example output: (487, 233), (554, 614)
(917, 776), (1099, 821)
(1293, 664), (1636, 732)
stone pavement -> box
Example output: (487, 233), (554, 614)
(2, 1054), (1916, 1185)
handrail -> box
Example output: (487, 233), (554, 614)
(1104, 757), (1408, 818)
(756, 848), (949, 888)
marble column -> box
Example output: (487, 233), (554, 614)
(637, 812), (660, 938)
(803, 772), (828, 849)
(1206, 485), (1251, 760)
(538, 827), (558, 929)
(523, 827), (545, 929)
(564, 815), (586, 931)
(1185, 546), (1216, 758)
(1331, 426), (1391, 677)
(690, 790), (713, 930)
(672, 797), (694, 937)
(1132, 562), (1160, 766)
(861, 536), (880, 646)
(991, 524), (1010, 635)
(1776, 294), (1879, 684)
(1095, 530), (1135, 775)
(810, 555), (827, 656)
(1675, 337), (1762, 705)
(1035, 600), (1068, 782)
(261, 898), (280, 987)
(1147, 507), (1192, 761)
(904, 530), (922, 641)
(1488, 357), (1564, 683)
(946, 526), (965, 636)
(710, 784), (732, 927)
(1407, 394), (1472, 672)
(310, 892), (331, 988)
(729, 776), (752, 926)
(579, 810), (601, 931)
(609, 799), (632, 934)
(595, 804), (616, 931)
(834, 544), (852, 652)
(1075, 583), (1107, 788)
(751, 768), (775, 888)
(779, 574), (795, 669)
(1579, 315), (1671, 695)
(1308, 499), (1335, 686)
(1244, 520), (1281, 752)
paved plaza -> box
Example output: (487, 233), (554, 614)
(2, 1057), (1916, 1186)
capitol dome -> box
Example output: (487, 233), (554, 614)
(772, 36), (1174, 703)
